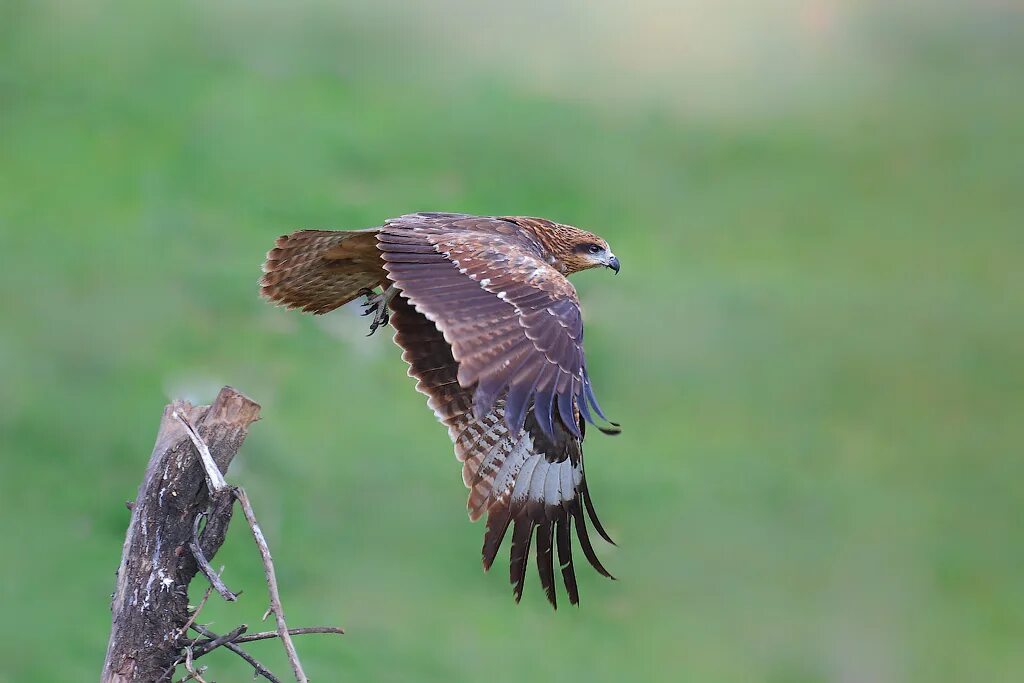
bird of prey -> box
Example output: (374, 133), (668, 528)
(260, 212), (621, 607)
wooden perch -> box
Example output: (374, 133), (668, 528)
(102, 386), (344, 682)
(102, 387), (261, 683)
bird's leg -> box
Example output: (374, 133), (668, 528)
(361, 285), (398, 336)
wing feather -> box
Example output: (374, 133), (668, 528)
(556, 518), (580, 605)
(378, 213), (613, 437)
(389, 292), (613, 607)
(509, 519), (535, 603)
(536, 522), (557, 608)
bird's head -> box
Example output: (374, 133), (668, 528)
(508, 217), (620, 276)
(560, 230), (620, 276)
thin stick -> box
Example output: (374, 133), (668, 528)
(174, 410), (228, 493)
(233, 486), (309, 683)
(162, 580), (218, 682)
(190, 624), (284, 683)
(190, 514), (239, 601)
(179, 582), (214, 641)
(180, 646), (208, 683)
(192, 624), (247, 658)
(194, 626), (345, 649)
(175, 670), (206, 683)
(175, 660), (208, 683)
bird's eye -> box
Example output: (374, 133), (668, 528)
(587, 244), (602, 255)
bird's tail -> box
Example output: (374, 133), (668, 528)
(259, 228), (387, 314)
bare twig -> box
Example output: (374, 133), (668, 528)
(162, 579), (220, 683)
(190, 514), (238, 601)
(194, 626), (345, 650)
(174, 664), (209, 683)
(192, 624), (248, 658)
(191, 624), (284, 683)
(174, 671), (206, 683)
(179, 582), (215, 641)
(174, 410), (228, 493)
(233, 486), (309, 683)
(179, 646), (208, 683)
(163, 582), (214, 680)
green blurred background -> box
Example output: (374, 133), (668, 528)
(1, 1), (1022, 681)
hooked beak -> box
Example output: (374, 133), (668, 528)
(606, 254), (620, 274)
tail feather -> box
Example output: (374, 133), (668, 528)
(260, 229), (386, 314)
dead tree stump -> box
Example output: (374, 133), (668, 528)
(101, 386), (261, 683)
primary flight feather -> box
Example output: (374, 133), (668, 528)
(260, 212), (621, 607)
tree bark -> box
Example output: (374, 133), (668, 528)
(101, 386), (261, 683)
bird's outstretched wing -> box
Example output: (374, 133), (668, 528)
(389, 293), (613, 607)
(378, 213), (614, 438)
(260, 228), (385, 314)
(258, 213), (617, 605)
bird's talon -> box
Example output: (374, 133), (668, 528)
(362, 287), (395, 335)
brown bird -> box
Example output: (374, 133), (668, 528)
(260, 212), (621, 607)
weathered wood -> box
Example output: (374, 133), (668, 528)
(101, 386), (261, 683)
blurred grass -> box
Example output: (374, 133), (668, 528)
(1, 1), (1022, 681)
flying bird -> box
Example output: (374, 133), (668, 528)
(259, 212), (621, 607)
